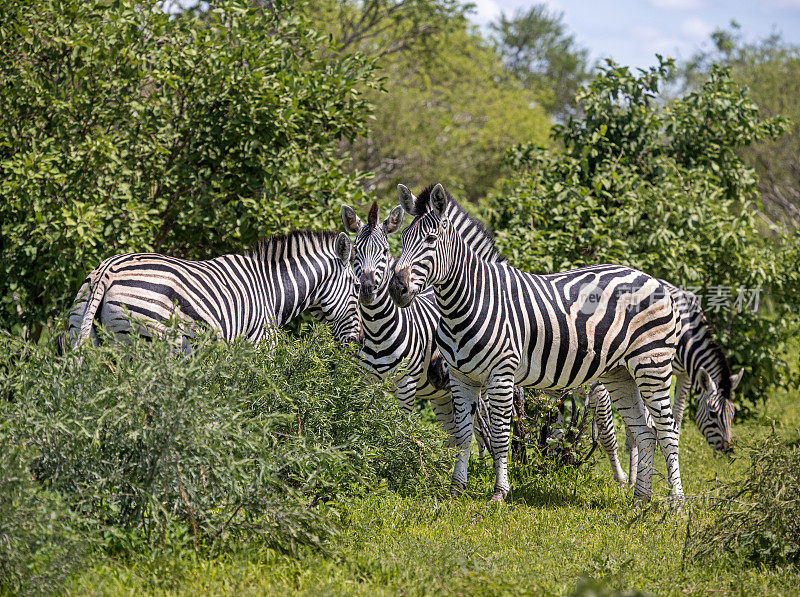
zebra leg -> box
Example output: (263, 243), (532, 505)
(588, 383), (627, 485)
(429, 391), (457, 448)
(672, 373), (691, 432)
(625, 426), (639, 488)
(448, 375), (481, 497)
(485, 373), (516, 503)
(395, 374), (417, 414)
(474, 390), (489, 458)
(599, 368), (658, 503)
(631, 361), (684, 504)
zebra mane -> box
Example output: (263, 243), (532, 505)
(247, 230), (341, 262)
(677, 286), (734, 401)
(415, 184), (505, 263)
(367, 201), (379, 229)
(696, 313), (734, 400)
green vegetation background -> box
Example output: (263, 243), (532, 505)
(1, 0), (800, 594)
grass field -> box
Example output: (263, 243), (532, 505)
(67, 374), (800, 596)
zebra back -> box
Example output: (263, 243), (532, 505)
(67, 231), (360, 347)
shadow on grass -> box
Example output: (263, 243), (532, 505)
(464, 454), (631, 510)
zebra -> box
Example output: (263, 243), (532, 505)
(341, 201), (457, 440)
(64, 231), (361, 349)
(591, 284), (743, 485)
(389, 183), (683, 504)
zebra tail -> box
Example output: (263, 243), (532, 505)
(77, 277), (108, 346)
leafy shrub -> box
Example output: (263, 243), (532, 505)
(0, 323), (451, 556)
(488, 58), (799, 413)
(0, 441), (87, 595)
(687, 433), (800, 567)
(0, 0), (374, 334)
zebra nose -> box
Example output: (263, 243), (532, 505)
(360, 271), (377, 294)
(389, 267), (413, 308)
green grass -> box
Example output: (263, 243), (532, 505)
(69, 382), (800, 596)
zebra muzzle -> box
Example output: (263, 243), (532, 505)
(359, 271), (378, 305)
(388, 267), (415, 308)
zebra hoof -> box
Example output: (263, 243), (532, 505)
(632, 493), (651, 508)
(449, 483), (466, 499)
(669, 492), (686, 513)
(489, 487), (508, 504)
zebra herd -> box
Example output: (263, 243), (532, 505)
(65, 183), (741, 504)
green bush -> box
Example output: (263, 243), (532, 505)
(0, 324), (451, 558)
(0, 442), (87, 596)
(687, 434), (800, 567)
(488, 58), (798, 413)
(0, 0), (374, 334)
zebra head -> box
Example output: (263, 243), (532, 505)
(341, 201), (405, 306)
(389, 183), (452, 308)
(694, 367), (743, 453)
(309, 232), (362, 345)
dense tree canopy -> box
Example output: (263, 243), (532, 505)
(309, 0), (553, 203)
(0, 0), (374, 335)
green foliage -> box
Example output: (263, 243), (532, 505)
(491, 4), (591, 118)
(488, 58), (797, 413)
(315, 0), (464, 59)
(0, 323), (451, 558)
(0, 442), (87, 595)
(0, 0), (374, 334)
(60, 363), (800, 594)
(688, 434), (800, 567)
(315, 1), (552, 203)
(685, 24), (800, 230)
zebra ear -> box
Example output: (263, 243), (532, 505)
(730, 368), (744, 391)
(340, 205), (363, 234)
(397, 184), (417, 215)
(382, 205), (405, 234)
(698, 368), (717, 395)
(431, 184), (447, 217)
(334, 232), (352, 263)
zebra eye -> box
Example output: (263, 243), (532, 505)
(425, 234), (437, 243)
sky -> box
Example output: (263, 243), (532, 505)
(469, 0), (800, 70)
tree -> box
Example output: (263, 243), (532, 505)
(685, 23), (800, 230)
(315, 0), (463, 58)
(0, 0), (374, 336)
(488, 58), (796, 412)
(491, 4), (591, 119)
(343, 15), (552, 202)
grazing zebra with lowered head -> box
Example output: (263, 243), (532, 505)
(389, 183), (683, 504)
(592, 284), (743, 485)
(64, 231), (361, 349)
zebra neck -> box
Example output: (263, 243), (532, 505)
(359, 283), (400, 338)
(433, 232), (484, 321)
(265, 252), (333, 328)
(680, 326), (728, 392)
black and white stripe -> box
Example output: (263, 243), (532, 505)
(341, 202), (457, 440)
(591, 283), (743, 485)
(66, 231), (360, 348)
(389, 184), (683, 504)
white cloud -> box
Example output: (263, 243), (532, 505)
(650, 0), (704, 9)
(471, 0), (502, 25)
(633, 25), (684, 57)
(763, 0), (800, 8)
(680, 16), (713, 39)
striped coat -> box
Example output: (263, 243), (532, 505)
(65, 231), (360, 348)
(390, 184), (683, 504)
